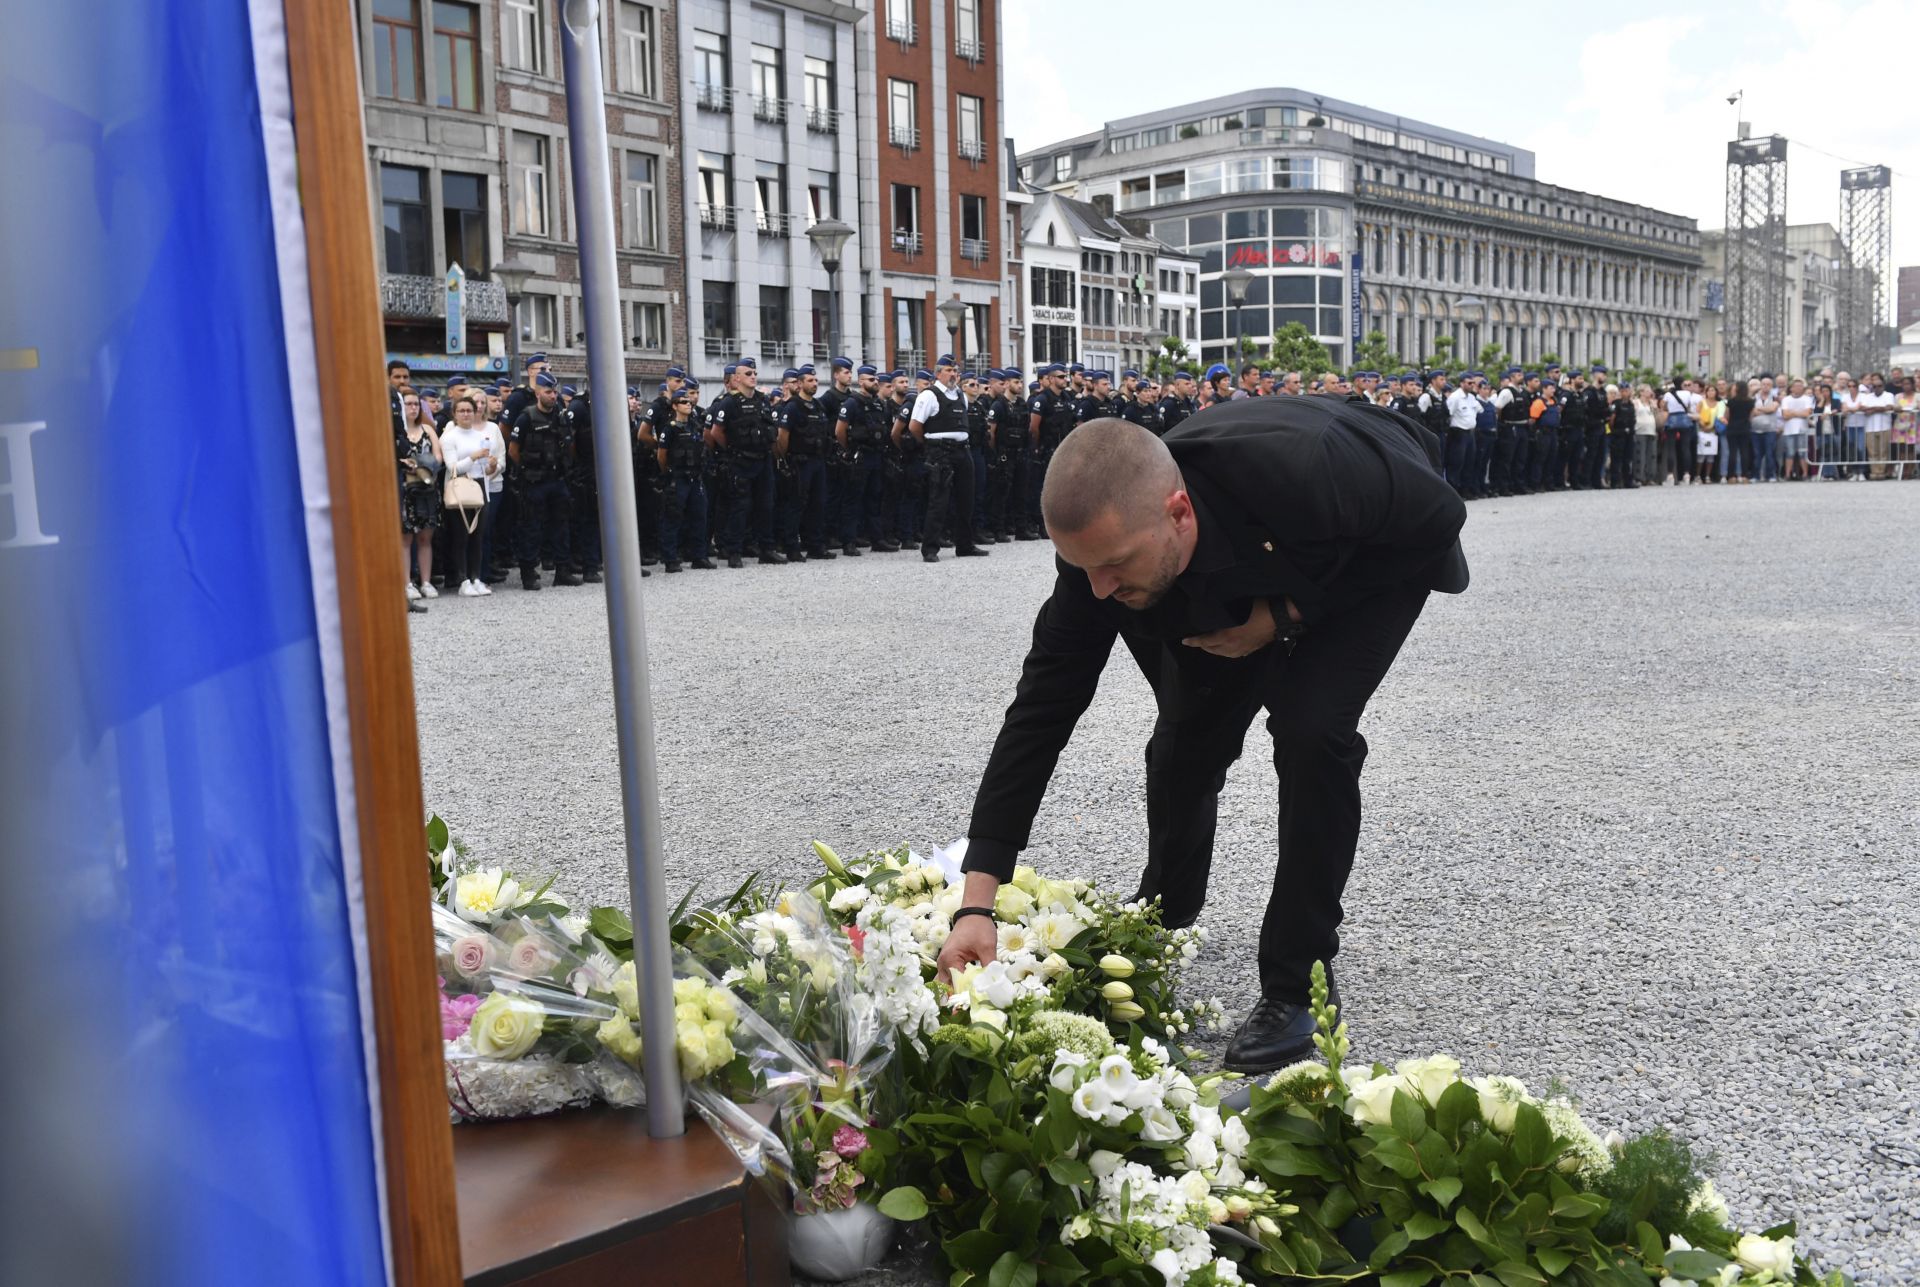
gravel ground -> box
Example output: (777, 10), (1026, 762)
(415, 480), (1920, 1285)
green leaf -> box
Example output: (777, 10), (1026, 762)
(588, 906), (633, 944)
(980, 1152), (1020, 1197)
(1246, 1137), (1341, 1180)
(1491, 1263), (1548, 1287)
(1435, 1079), (1481, 1141)
(1550, 1192), (1608, 1220)
(1366, 1134), (1426, 1179)
(1666, 1249), (1732, 1279)
(945, 1229), (1010, 1274)
(1510, 1101), (1553, 1170)
(1535, 1245), (1575, 1277)
(987, 1252), (1037, 1287)
(1379, 1270), (1436, 1287)
(426, 814), (449, 854)
(1044, 1156), (1092, 1187)
(1635, 1221), (1665, 1266)
(876, 1186), (928, 1221)
(1390, 1087), (1429, 1141)
(1319, 1183), (1360, 1229)
(1455, 1206), (1496, 1250)
(1419, 1175), (1464, 1210)
(1403, 1210), (1449, 1242)
(1368, 1227), (1411, 1271)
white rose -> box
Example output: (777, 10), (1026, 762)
(1089, 1149), (1124, 1179)
(1038, 951), (1073, 979)
(1734, 1234), (1794, 1279)
(1189, 1104), (1223, 1141)
(1205, 1196), (1229, 1224)
(1220, 1115), (1250, 1158)
(1470, 1075), (1528, 1133)
(1140, 1104), (1184, 1142)
(1183, 1133), (1219, 1171)
(1149, 1247), (1183, 1285)
(1346, 1072), (1407, 1127)
(975, 962), (1019, 1009)
(1395, 1054), (1461, 1105)
(828, 885), (870, 913)
(1178, 1169), (1211, 1205)
(1213, 1155), (1245, 1187)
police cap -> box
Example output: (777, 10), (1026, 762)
(534, 373), (558, 389)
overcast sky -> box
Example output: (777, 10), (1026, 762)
(1004, 0), (1915, 323)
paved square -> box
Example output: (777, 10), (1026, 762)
(416, 480), (1920, 1284)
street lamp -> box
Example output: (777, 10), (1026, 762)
(493, 255), (536, 383)
(806, 217), (855, 365)
(937, 294), (968, 372)
(1223, 266), (1254, 364)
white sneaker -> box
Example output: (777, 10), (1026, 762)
(458, 580), (479, 597)
(476, 580), (493, 596)
(420, 581), (440, 598)
(406, 582), (421, 600)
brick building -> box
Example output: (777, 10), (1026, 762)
(359, 0), (685, 388)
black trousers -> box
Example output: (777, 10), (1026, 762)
(989, 440), (1030, 535)
(921, 439), (975, 554)
(1124, 583), (1431, 1002)
(515, 477), (569, 570)
(567, 474), (600, 573)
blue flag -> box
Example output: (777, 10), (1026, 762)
(1, 2), (388, 1284)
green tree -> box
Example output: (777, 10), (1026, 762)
(1348, 329), (1399, 378)
(1419, 333), (1456, 373)
(1144, 334), (1196, 384)
(1269, 322), (1334, 377)
(1474, 341), (1511, 376)
(1537, 350), (1562, 371)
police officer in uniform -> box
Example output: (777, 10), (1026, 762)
(561, 384), (606, 583)
(1490, 368), (1527, 497)
(776, 367), (836, 561)
(1532, 377), (1563, 491)
(1583, 366), (1610, 489)
(907, 355), (989, 563)
(1157, 370), (1198, 433)
(985, 366), (1032, 541)
(1559, 370), (1587, 489)
(818, 357), (856, 542)
(893, 369), (933, 548)
(638, 367), (687, 565)
(834, 364), (896, 554)
(1076, 370), (1115, 424)
(1121, 378), (1164, 434)
(1027, 363), (1077, 534)
(712, 363), (784, 567)
(657, 387), (716, 573)
(508, 373), (577, 590)
(963, 372), (996, 544)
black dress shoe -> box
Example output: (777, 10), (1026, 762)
(873, 539), (901, 553)
(520, 569), (543, 591)
(759, 551), (788, 565)
(807, 546), (837, 560)
(1223, 969), (1341, 1074)
(582, 569), (602, 583)
(922, 549), (939, 562)
(842, 543), (862, 557)
(665, 561), (683, 574)
(956, 545), (989, 557)
(691, 558), (717, 570)
(727, 555), (745, 569)
(551, 571), (582, 586)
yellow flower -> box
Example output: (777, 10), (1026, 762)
(674, 1001), (704, 1028)
(993, 884), (1035, 921)
(1010, 865), (1043, 895)
(1100, 980), (1135, 1002)
(701, 987), (737, 1025)
(612, 961), (640, 1019)
(1098, 954), (1136, 979)
(469, 992), (543, 1060)
(673, 977), (704, 1006)
(1108, 1000), (1146, 1022)
(596, 1016), (642, 1066)
(451, 868), (522, 923)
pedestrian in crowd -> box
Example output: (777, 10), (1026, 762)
(1607, 384), (1637, 488)
(657, 387), (716, 574)
(1779, 378), (1813, 482)
(1860, 374), (1896, 480)
(1893, 376), (1917, 478)
(1632, 384), (1658, 485)
(1752, 377), (1781, 482)
(1838, 375), (1867, 480)
(1723, 380), (1754, 484)
(438, 393), (495, 596)
(396, 387), (443, 605)
(1694, 403), (1719, 484)
(1696, 384), (1725, 482)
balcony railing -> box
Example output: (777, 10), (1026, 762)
(891, 230), (923, 256)
(694, 82), (733, 111)
(957, 137), (985, 162)
(703, 335), (741, 360)
(894, 349), (926, 371)
(755, 209), (797, 238)
(381, 273), (508, 323)
(804, 104), (839, 134)
(888, 123), (920, 152)
(752, 94), (786, 124)
(885, 15), (915, 43)
(698, 202), (734, 230)
(955, 34), (983, 62)
(960, 237), (990, 263)
(764, 340), (797, 363)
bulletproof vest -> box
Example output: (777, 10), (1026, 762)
(515, 405), (570, 482)
(922, 385), (966, 438)
(893, 398), (923, 457)
(1560, 390), (1585, 428)
(1585, 387), (1609, 423)
(847, 390), (890, 450)
(1422, 389), (1450, 435)
(1038, 390), (1077, 446)
(1075, 394), (1110, 423)
(1122, 399), (1162, 434)
(1158, 395), (1193, 433)
(564, 396), (597, 481)
(663, 416), (704, 474)
(717, 392), (776, 455)
(1537, 395), (1561, 428)
(1474, 395), (1497, 430)
(784, 396), (830, 455)
(988, 395), (1024, 443)
(1498, 387), (1532, 424)
(967, 395), (990, 448)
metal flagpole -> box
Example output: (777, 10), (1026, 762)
(556, 0), (683, 1137)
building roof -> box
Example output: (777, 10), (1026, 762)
(1023, 190), (1193, 262)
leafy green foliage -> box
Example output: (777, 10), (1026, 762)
(1270, 322), (1335, 378)
(1348, 329), (1400, 378)
(1590, 1128), (1718, 1246)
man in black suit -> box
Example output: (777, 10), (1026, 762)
(935, 397), (1468, 1072)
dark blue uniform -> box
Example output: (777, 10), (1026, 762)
(984, 392), (1031, 539)
(657, 411), (709, 568)
(777, 393), (834, 557)
(561, 393), (605, 580)
(1156, 393), (1197, 434)
(712, 390), (779, 561)
(510, 402), (574, 586)
(837, 389), (898, 551)
(1026, 388), (1076, 533)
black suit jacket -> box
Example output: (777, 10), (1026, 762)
(961, 395), (1468, 881)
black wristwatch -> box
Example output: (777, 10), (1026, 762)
(950, 905), (996, 928)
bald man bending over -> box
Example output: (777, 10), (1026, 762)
(936, 398), (1469, 1071)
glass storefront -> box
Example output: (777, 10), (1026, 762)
(1155, 205), (1350, 368)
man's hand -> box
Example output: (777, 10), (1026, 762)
(1183, 597), (1297, 658)
(935, 913), (998, 983)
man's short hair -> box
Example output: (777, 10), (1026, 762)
(387, 359), (409, 375)
(1040, 418), (1181, 535)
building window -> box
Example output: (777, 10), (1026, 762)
(754, 160), (787, 234)
(959, 193), (987, 260)
(431, 2), (480, 111)
(693, 29), (728, 107)
(502, 0), (543, 73)
(956, 93), (984, 161)
(372, 0), (422, 101)
(617, 2), (657, 97)
(510, 132), (551, 237)
(380, 164), (431, 276)
(441, 171), (489, 275)
(1054, 154), (1072, 183)
(888, 78), (918, 149)
(702, 280), (734, 344)
(806, 169), (838, 224)
(750, 44), (783, 119)
(518, 293), (556, 345)
(803, 56), (835, 131)
(759, 286), (789, 347)
(697, 152), (730, 225)
(890, 183), (921, 253)
(955, 0), (981, 58)
(632, 300), (666, 352)
(893, 295), (924, 361)
(621, 151), (659, 249)
(885, 0), (915, 42)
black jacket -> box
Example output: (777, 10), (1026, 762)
(962, 396), (1468, 880)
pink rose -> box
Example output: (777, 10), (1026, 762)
(451, 935), (492, 979)
(508, 937), (551, 975)
(440, 992), (483, 1040)
(832, 1125), (869, 1159)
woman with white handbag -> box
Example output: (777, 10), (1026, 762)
(439, 393), (496, 597)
